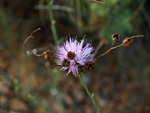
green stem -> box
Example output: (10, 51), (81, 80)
(79, 73), (100, 113)
(47, 0), (58, 44)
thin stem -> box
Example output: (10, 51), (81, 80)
(23, 28), (41, 55)
(79, 73), (100, 113)
(96, 35), (144, 59)
(47, 0), (58, 44)
(96, 44), (123, 59)
(76, 0), (82, 35)
(125, 0), (146, 23)
(130, 35), (144, 39)
(91, 40), (104, 59)
(111, 42), (115, 48)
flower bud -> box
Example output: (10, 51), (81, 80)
(85, 61), (95, 71)
(122, 37), (133, 48)
(112, 33), (121, 42)
(44, 50), (54, 61)
(62, 59), (70, 67)
(67, 51), (75, 60)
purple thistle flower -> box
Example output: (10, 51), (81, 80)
(55, 35), (95, 77)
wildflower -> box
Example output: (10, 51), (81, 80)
(55, 35), (95, 77)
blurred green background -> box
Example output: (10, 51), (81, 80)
(0, 0), (150, 113)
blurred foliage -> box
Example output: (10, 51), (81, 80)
(81, 0), (136, 42)
(14, 78), (53, 112)
(52, 0), (142, 43)
(91, 1), (132, 42)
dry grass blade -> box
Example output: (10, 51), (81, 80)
(91, 40), (104, 59)
(125, 0), (146, 23)
(130, 35), (144, 39)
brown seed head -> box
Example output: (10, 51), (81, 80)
(85, 61), (95, 71)
(67, 51), (75, 60)
(44, 50), (54, 61)
(62, 59), (70, 67)
(122, 37), (134, 48)
(112, 33), (121, 42)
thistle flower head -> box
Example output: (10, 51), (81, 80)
(55, 35), (95, 77)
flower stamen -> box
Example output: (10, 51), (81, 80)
(67, 51), (75, 60)
(62, 59), (70, 67)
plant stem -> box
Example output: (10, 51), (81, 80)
(79, 73), (100, 113)
(47, 0), (58, 44)
(96, 44), (123, 59)
(75, 0), (82, 35)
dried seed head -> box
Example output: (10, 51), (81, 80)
(112, 33), (121, 42)
(85, 61), (95, 71)
(122, 37), (134, 48)
(62, 59), (70, 67)
(67, 51), (75, 60)
(44, 50), (54, 61)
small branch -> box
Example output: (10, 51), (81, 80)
(92, 40), (104, 59)
(111, 42), (115, 48)
(125, 0), (146, 23)
(23, 28), (55, 56)
(34, 5), (74, 12)
(23, 28), (41, 46)
(47, 0), (59, 44)
(79, 73), (100, 113)
(96, 44), (123, 59)
(130, 35), (144, 39)
(95, 35), (143, 59)
(23, 28), (43, 56)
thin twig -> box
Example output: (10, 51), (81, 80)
(95, 35), (144, 59)
(33, 52), (44, 56)
(34, 5), (74, 12)
(23, 28), (42, 56)
(23, 28), (55, 56)
(92, 40), (104, 59)
(125, 0), (146, 23)
(111, 42), (115, 48)
(96, 44), (123, 59)
(67, 11), (76, 24)
(24, 28), (41, 45)
(130, 35), (144, 39)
